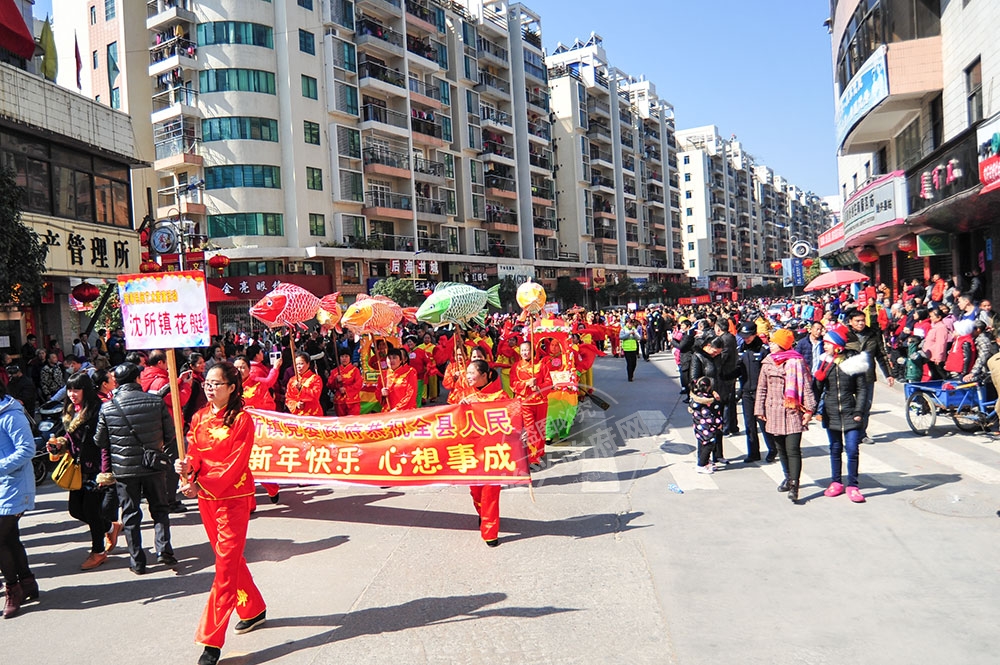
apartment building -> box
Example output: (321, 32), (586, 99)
(676, 125), (826, 290)
(547, 34), (685, 289)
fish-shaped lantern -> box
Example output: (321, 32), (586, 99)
(341, 294), (416, 336)
(416, 282), (500, 328)
(516, 278), (546, 314)
(249, 283), (342, 329)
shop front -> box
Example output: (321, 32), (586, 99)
(206, 273), (334, 336)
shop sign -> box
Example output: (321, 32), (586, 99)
(207, 274), (334, 302)
(977, 112), (1000, 195)
(29, 217), (139, 278)
(591, 267), (607, 287)
(709, 277), (733, 292)
(907, 129), (979, 215)
(678, 295), (711, 305)
(835, 45), (889, 149)
(916, 233), (951, 257)
(817, 223), (845, 254)
(390, 259), (439, 276)
(497, 264), (536, 284)
(842, 171), (907, 241)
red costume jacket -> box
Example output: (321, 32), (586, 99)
(284, 370), (323, 416)
(385, 364), (418, 411)
(187, 408), (256, 500)
(328, 363), (362, 406)
(511, 359), (553, 405)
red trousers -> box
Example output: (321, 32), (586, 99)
(470, 485), (500, 541)
(260, 483), (279, 498)
(335, 401), (360, 417)
(196, 496), (266, 649)
(521, 401), (548, 464)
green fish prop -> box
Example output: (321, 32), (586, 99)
(416, 282), (501, 328)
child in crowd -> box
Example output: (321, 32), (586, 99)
(689, 376), (724, 474)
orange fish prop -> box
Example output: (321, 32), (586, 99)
(516, 278), (546, 314)
(341, 294), (417, 336)
(249, 283), (342, 330)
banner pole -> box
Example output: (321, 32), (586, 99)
(165, 350), (186, 462)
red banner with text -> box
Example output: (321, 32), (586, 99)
(246, 401), (529, 486)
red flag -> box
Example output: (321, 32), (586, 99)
(74, 32), (82, 89)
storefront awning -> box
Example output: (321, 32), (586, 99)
(0, 0), (37, 60)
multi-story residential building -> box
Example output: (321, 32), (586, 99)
(547, 34), (685, 291)
(676, 125), (827, 291)
(826, 0), (1000, 301)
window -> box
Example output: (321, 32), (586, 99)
(104, 0), (115, 21)
(337, 126), (361, 158)
(441, 116), (452, 142)
(306, 167), (323, 190)
(92, 51), (98, 69)
(443, 153), (454, 178)
(308, 213), (325, 236)
(344, 215), (366, 241)
(110, 88), (120, 110)
(304, 120), (320, 145)
(683, 155), (690, 165)
(197, 22), (273, 48)
(895, 118), (922, 171)
(685, 208), (692, 216)
(200, 69), (276, 94)
(90, 6), (96, 24)
(106, 42), (119, 89)
(685, 191), (692, 199)
(687, 225), (693, 233)
(684, 173), (691, 182)
(689, 259), (695, 268)
(207, 212), (283, 237)
(299, 29), (315, 55)
(302, 75), (318, 99)
(687, 242), (694, 250)
(298, 0), (313, 9)
(202, 117), (279, 142)
(342, 261), (361, 285)
(204, 165), (282, 189)
(967, 58), (983, 126)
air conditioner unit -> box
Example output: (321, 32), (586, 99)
(287, 262), (301, 273)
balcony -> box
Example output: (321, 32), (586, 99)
(151, 87), (199, 123)
(363, 146), (410, 178)
(485, 210), (518, 233)
(522, 28), (541, 49)
(420, 237), (458, 254)
(370, 233), (416, 252)
(530, 182), (553, 204)
(149, 36), (197, 77)
(406, 34), (445, 69)
(415, 196), (447, 218)
(359, 60), (406, 93)
(405, 0), (441, 33)
(147, 0), (195, 30)
(485, 173), (517, 199)
(476, 70), (511, 98)
(363, 191), (413, 220)
(411, 113), (446, 145)
(480, 106), (513, 131)
(622, 157), (635, 172)
(535, 247), (557, 260)
(590, 149), (613, 168)
(156, 184), (205, 219)
(587, 122), (612, 143)
(624, 204), (637, 220)
(525, 87), (549, 112)
(476, 36), (508, 64)
(153, 121), (201, 170)
(481, 139), (515, 164)
(621, 134), (634, 149)
(356, 16), (405, 57)
(413, 156), (446, 181)
(527, 118), (550, 142)
(361, 104), (410, 135)
(528, 150), (551, 171)
(484, 242), (519, 258)
(588, 98), (610, 118)
(591, 174), (615, 192)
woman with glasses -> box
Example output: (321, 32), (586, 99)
(176, 362), (266, 665)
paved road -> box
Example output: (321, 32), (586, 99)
(8, 353), (1000, 664)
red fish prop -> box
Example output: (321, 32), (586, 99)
(250, 283), (342, 330)
(341, 294), (417, 336)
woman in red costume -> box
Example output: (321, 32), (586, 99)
(234, 355), (283, 504)
(461, 359), (505, 547)
(177, 362), (266, 665)
(284, 352), (323, 416)
(328, 352), (363, 416)
(511, 340), (552, 467)
(381, 348), (418, 411)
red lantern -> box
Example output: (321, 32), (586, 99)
(139, 259), (160, 273)
(422, 289), (433, 297)
(770, 261), (782, 272)
(856, 246), (880, 263)
(207, 253), (230, 276)
(802, 258), (814, 268)
(71, 282), (101, 304)
(898, 236), (916, 252)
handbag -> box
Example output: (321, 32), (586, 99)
(52, 452), (83, 490)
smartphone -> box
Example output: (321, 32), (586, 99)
(269, 350), (282, 362)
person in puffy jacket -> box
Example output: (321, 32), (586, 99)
(0, 380), (38, 619)
(94, 362), (176, 575)
(814, 326), (870, 504)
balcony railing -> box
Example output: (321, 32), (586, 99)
(486, 210), (517, 225)
(370, 233), (416, 252)
(157, 184), (202, 209)
(363, 146), (409, 169)
(154, 135), (199, 161)
(411, 114), (443, 138)
(476, 36), (508, 62)
(415, 196), (446, 215)
(406, 35), (445, 64)
(148, 0), (193, 18)
(151, 86), (197, 111)
(527, 118), (550, 140)
(535, 247), (557, 260)
(485, 173), (516, 191)
(405, 0), (440, 27)
(150, 37), (196, 65)
(364, 191), (412, 210)
(621, 134), (634, 148)
(588, 98), (610, 115)
(408, 77), (441, 100)
(482, 140), (514, 160)
(588, 123), (611, 140)
(533, 216), (556, 230)
(531, 183), (553, 200)
(477, 70), (510, 94)
(486, 242), (519, 258)
(480, 106), (511, 126)
(595, 229), (617, 240)
(591, 175), (614, 189)
(413, 156), (445, 177)
(525, 87), (549, 111)
(528, 152), (551, 170)
(359, 60), (405, 88)
(362, 104), (409, 129)
(357, 16), (404, 48)
(522, 28), (541, 49)
(421, 238), (455, 254)
(590, 148), (611, 163)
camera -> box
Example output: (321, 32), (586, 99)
(269, 350), (282, 362)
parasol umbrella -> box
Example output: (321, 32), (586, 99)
(803, 270), (870, 292)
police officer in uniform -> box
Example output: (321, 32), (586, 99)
(737, 322), (776, 463)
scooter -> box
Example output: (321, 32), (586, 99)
(31, 400), (64, 485)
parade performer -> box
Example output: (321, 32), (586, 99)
(177, 362), (266, 665)
(284, 352), (323, 416)
(382, 348), (418, 411)
(404, 336), (432, 407)
(328, 352), (362, 416)
(460, 359), (505, 547)
(511, 340), (552, 467)
(234, 356), (282, 504)
(443, 341), (474, 405)
(417, 333), (439, 402)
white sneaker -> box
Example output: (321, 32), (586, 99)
(696, 463), (714, 474)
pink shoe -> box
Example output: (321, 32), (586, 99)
(824, 481), (844, 497)
(846, 486), (866, 503)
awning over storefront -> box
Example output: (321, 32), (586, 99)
(0, 0), (36, 60)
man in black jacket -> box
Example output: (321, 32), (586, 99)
(845, 309), (894, 444)
(5, 365), (36, 415)
(95, 362), (177, 574)
(671, 319), (695, 402)
(714, 318), (740, 435)
(736, 323), (776, 463)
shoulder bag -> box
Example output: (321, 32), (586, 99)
(111, 398), (173, 473)
(52, 451), (82, 490)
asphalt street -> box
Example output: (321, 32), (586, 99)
(5, 352), (1000, 664)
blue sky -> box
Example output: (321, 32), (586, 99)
(33, 0), (838, 193)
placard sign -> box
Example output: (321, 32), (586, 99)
(118, 271), (211, 350)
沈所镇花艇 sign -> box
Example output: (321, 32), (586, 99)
(118, 270), (210, 350)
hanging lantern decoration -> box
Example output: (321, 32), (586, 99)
(802, 258), (814, 268)
(207, 253), (230, 276)
(71, 282), (101, 304)
(898, 236), (917, 253)
(422, 289), (433, 297)
(770, 261), (782, 272)
(139, 259), (161, 274)
(856, 246), (880, 264)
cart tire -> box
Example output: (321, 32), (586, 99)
(952, 409), (983, 433)
(906, 392), (936, 435)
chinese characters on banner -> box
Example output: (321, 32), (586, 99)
(247, 402), (529, 486)
(118, 271), (211, 350)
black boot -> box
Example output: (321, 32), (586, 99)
(787, 479), (799, 503)
(19, 575), (38, 602)
(777, 477), (790, 492)
(3, 583), (24, 619)
(198, 646), (221, 665)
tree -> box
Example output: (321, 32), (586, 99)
(370, 277), (421, 307)
(555, 276), (585, 309)
(0, 168), (48, 305)
(85, 282), (123, 333)
(487, 276), (519, 311)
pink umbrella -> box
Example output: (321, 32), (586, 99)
(804, 270), (870, 292)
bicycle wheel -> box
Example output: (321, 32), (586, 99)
(952, 408), (984, 432)
(906, 392), (936, 435)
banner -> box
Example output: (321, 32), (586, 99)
(247, 402), (529, 486)
(118, 271), (210, 349)
(782, 259), (805, 288)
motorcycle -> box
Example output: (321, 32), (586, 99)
(31, 400), (64, 485)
